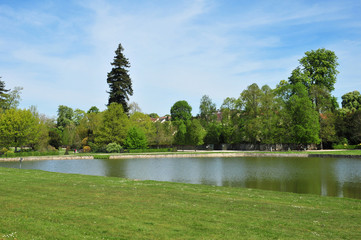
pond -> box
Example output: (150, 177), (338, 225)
(1, 156), (361, 199)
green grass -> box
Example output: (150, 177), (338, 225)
(261, 150), (361, 155)
(1, 167), (361, 239)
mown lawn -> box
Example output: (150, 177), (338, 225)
(1, 167), (361, 239)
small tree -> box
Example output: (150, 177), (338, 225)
(106, 142), (123, 153)
(0, 77), (9, 107)
(0, 108), (40, 151)
(199, 95), (217, 127)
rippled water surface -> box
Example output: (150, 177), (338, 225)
(1, 156), (361, 199)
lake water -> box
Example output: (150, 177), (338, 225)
(1, 156), (361, 199)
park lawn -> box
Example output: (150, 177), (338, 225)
(1, 167), (361, 239)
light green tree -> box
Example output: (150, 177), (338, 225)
(130, 112), (156, 144)
(57, 105), (74, 129)
(124, 126), (148, 149)
(0, 108), (40, 151)
(94, 103), (130, 146)
(186, 119), (206, 148)
(199, 95), (217, 127)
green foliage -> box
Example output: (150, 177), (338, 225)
(87, 106), (99, 114)
(173, 120), (187, 145)
(204, 122), (221, 144)
(185, 119), (205, 146)
(73, 108), (85, 126)
(170, 100), (192, 121)
(130, 112), (156, 144)
(148, 113), (159, 118)
(199, 95), (217, 126)
(107, 43), (133, 113)
(48, 128), (62, 148)
(0, 108), (40, 151)
(0, 86), (23, 111)
(1, 150), (59, 157)
(57, 105), (74, 128)
(286, 83), (320, 144)
(94, 103), (130, 146)
(342, 91), (361, 111)
(124, 126), (148, 149)
(0, 77), (9, 103)
(92, 154), (110, 159)
(289, 48), (339, 114)
(151, 121), (175, 146)
(127, 148), (174, 153)
(106, 142), (123, 153)
(241, 83), (262, 117)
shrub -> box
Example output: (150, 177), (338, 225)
(106, 142), (123, 153)
(83, 146), (91, 153)
(0, 148), (8, 155)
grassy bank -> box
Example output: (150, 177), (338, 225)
(1, 168), (361, 239)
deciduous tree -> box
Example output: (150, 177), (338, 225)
(94, 103), (130, 146)
(0, 108), (40, 151)
(124, 126), (148, 149)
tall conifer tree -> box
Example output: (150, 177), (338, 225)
(107, 43), (133, 113)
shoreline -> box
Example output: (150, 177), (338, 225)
(1, 151), (361, 162)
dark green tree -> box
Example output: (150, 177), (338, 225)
(185, 119), (205, 148)
(87, 106), (99, 114)
(286, 83), (320, 144)
(170, 100), (192, 122)
(0, 77), (9, 105)
(341, 91), (361, 112)
(56, 105), (74, 129)
(289, 48), (339, 113)
(107, 43), (133, 113)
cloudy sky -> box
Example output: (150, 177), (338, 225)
(1, 0), (360, 117)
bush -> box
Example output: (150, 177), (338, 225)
(83, 146), (91, 153)
(106, 143), (123, 153)
(0, 148), (8, 155)
(332, 144), (357, 149)
(93, 155), (110, 159)
(128, 148), (174, 153)
(88, 142), (107, 153)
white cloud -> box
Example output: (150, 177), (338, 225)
(0, 0), (360, 116)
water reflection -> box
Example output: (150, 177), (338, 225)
(1, 157), (361, 199)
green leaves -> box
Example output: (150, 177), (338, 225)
(124, 126), (148, 149)
(107, 43), (133, 113)
(0, 108), (40, 150)
(170, 100), (192, 122)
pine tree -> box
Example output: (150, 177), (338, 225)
(0, 77), (9, 108)
(107, 43), (133, 113)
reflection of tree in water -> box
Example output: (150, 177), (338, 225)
(100, 159), (127, 178)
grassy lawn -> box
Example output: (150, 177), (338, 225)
(1, 167), (361, 239)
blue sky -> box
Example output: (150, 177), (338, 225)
(1, 0), (360, 118)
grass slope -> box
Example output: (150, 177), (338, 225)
(1, 167), (361, 239)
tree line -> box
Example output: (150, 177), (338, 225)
(0, 45), (360, 154)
